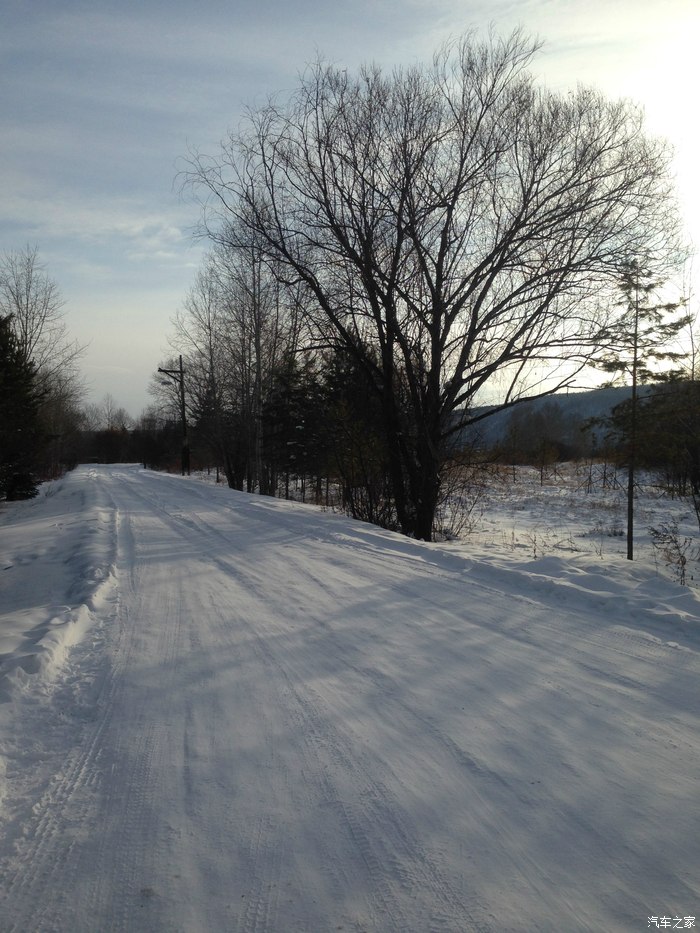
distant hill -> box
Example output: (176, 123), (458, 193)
(460, 384), (653, 449)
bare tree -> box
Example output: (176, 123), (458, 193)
(1, 245), (86, 480)
(187, 29), (681, 539)
(80, 402), (105, 433)
(215, 243), (302, 493)
(168, 259), (235, 483)
(101, 393), (133, 431)
(168, 245), (303, 490)
(0, 245), (85, 394)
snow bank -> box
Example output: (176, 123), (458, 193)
(0, 469), (117, 699)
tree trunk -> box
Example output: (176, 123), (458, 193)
(627, 284), (640, 561)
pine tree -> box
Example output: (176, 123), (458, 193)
(0, 314), (44, 499)
(597, 261), (689, 559)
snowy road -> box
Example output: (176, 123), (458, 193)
(0, 465), (698, 932)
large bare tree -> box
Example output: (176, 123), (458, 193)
(188, 29), (681, 539)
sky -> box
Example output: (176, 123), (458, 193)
(1, 0), (699, 417)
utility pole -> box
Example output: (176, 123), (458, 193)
(158, 355), (190, 475)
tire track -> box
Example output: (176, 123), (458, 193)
(225, 568), (492, 933)
(0, 617), (119, 932)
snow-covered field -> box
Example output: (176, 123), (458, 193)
(0, 464), (698, 932)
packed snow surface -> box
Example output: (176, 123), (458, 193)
(0, 465), (698, 932)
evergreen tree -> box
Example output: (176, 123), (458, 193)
(321, 348), (394, 527)
(0, 314), (43, 499)
(263, 352), (325, 500)
(597, 261), (689, 558)
(627, 380), (700, 527)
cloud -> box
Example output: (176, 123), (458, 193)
(1, 0), (698, 415)
(0, 187), (190, 260)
